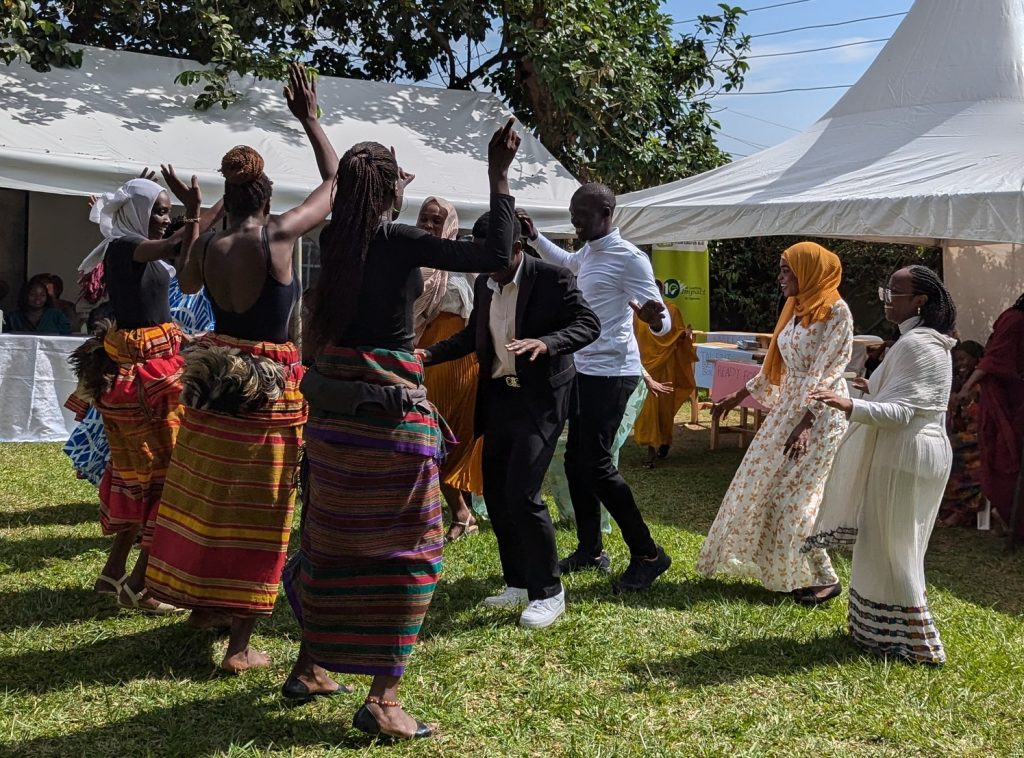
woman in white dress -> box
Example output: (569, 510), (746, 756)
(805, 266), (956, 665)
(697, 242), (853, 603)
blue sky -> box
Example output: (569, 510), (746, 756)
(662, 0), (913, 156)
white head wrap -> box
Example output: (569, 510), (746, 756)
(79, 178), (165, 274)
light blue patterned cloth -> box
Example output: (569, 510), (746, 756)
(549, 378), (648, 533)
(62, 279), (214, 486)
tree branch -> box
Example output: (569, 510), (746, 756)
(449, 48), (513, 89)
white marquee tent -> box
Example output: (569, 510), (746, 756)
(613, 0), (1024, 340)
(0, 45), (579, 230)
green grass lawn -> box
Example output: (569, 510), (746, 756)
(1, 432), (1023, 757)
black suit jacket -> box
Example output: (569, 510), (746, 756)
(427, 255), (600, 437)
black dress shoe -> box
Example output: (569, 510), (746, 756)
(791, 582), (842, 606)
(281, 677), (351, 703)
(352, 705), (433, 740)
(614, 545), (672, 593)
(657, 444), (670, 459)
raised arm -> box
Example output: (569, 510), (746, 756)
(404, 120), (521, 273)
(132, 167), (220, 264)
(520, 211), (577, 272)
(268, 63), (339, 247)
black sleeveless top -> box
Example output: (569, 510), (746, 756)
(104, 238), (172, 329)
(203, 227), (299, 344)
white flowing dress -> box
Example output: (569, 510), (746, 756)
(806, 320), (955, 664)
(697, 300), (853, 592)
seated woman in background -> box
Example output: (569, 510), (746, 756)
(3, 279), (72, 334)
(937, 340), (986, 528)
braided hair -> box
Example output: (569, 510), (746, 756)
(308, 141), (398, 350)
(906, 265), (957, 335)
(221, 146), (273, 217)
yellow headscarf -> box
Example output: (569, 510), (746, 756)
(761, 241), (842, 385)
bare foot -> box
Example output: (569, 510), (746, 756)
(220, 648), (271, 674)
(366, 702), (432, 740)
(188, 610), (232, 632)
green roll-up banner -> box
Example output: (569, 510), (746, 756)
(652, 242), (709, 333)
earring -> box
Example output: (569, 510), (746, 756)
(917, 306), (922, 315)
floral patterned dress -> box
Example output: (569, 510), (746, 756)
(697, 300), (853, 592)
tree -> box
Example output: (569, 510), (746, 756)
(1, 1), (749, 191)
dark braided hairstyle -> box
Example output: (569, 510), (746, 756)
(1013, 291), (1024, 311)
(308, 141), (397, 350)
(906, 265), (957, 335)
(221, 145), (273, 217)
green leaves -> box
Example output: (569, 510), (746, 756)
(1, 1), (748, 192)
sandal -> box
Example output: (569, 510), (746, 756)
(444, 519), (479, 544)
(791, 582), (842, 606)
(118, 584), (185, 616)
(95, 573), (127, 595)
(353, 696), (434, 740)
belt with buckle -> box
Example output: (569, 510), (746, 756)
(500, 375), (521, 388)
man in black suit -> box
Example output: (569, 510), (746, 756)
(423, 212), (600, 629)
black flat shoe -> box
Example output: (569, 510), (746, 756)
(657, 444), (670, 459)
(281, 677), (352, 703)
(792, 582), (842, 606)
(353, 705), (433, 741)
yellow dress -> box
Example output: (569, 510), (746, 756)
(633, 303), (697, 448)
(418, 311), (484, 495)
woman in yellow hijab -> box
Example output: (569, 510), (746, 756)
(697, 242), (854, 605)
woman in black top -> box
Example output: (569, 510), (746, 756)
(66, 169), (223, 615)
(282, 120), (521, 740)
(145, 65), (343, 674)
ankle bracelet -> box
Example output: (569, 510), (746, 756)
(365, 695), (401, 708)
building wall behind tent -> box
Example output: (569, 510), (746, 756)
(944, 244), (1024, 343)
(28, 193), (101, 321)
(0, 188), (28, 314)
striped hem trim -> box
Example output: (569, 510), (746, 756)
(848, 587), (945, 665)
(802, 527), (858, 553)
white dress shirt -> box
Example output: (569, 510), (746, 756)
(532, 228), (670, 377)
(485, 256), (525, 378)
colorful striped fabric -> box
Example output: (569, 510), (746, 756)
(284, 440), (443, 677)
(418, 311), (484, 494)
(65, 323), (185, 539)
(305, 346), (454, 459)
(146, 335), (306, 615)
(848, 587), (946, 665)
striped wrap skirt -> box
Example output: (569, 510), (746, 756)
(146, 334), (306, 615)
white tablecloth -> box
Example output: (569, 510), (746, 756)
(0, 335), (86, 442)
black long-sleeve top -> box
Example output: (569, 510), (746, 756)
(336, 193), (515, 351)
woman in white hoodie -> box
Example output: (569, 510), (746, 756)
(805, 265), (957, 665)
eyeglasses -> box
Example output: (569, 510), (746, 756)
(877, 286), (916, 304)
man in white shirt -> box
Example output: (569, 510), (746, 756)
(518, 183), (672, 593)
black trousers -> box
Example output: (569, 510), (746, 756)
(481, 379), (563, 601)
(564, 373), (657, 559)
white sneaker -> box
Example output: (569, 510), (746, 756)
(481, 586), (529, 609)
(518, 589), (565, 629)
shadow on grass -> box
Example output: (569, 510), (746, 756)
(2, 690), (379, 757)
(566, 576), (791, 612)
(0, 502), (99, 529)
(0, 586), (119, 632)
(1, 622), (219, 693)
(0, 535), (110, 574)
(625, 631), (861, 689)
